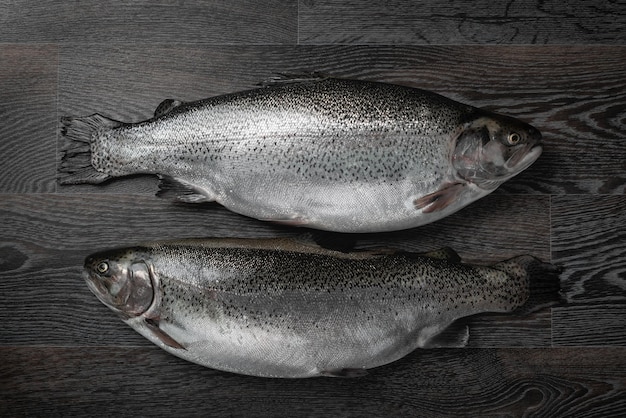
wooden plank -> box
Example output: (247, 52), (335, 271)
(0, 2), (623, 417)
(299, 0), (626, 44)
(2, 346), (624, 416)
(0, 193), (285, 347)
(552, 196), (626, 304)
(464, 311), (553, 348)
(553, 305), (626, 346)
(551, 196), (626, 347)
(0, 44), (58, 193)
(58, 45), (626, 195)
(0, 193), (551, 346)
(0, 1), (297, 44)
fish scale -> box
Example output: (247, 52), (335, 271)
(83, 238), (560, 378)
(60, 76), (542, 232)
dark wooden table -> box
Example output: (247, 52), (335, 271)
(1, 1), (625, 416)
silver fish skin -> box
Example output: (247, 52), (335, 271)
(83, 238), (560, 378)
(61, 77), (542, 232)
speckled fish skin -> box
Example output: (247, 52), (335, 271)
(61, 77), (543, 232)
(83, 238), (555, 378)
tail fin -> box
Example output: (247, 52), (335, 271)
(58, 114), (121, 185)
(494, 255), (563, 315)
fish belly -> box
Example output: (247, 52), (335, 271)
(145, 130), (456, 232)
(143, 305), (430, 378)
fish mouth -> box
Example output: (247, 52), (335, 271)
(473, 144), (542, 190)
(506, 143), (542, 173)
(83, 270), (113, 306)
(82, 268), (134, 314)
(83, 262), (156, 318)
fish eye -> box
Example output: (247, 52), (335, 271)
(507, 132), (521, 145)
(96, 261), (109, 274)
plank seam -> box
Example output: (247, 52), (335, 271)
(55, 44), (60, 194)
(549, 193), (554, 347)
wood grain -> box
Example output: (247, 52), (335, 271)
(58, 45), (626, 195)
(0, 193), (551, 347)
(2, 347), (624, 416)
(299, 0), (626, 44)
(0, 44), (58, 193)
(1, 3), (625, 417)
(553, 305), (626, 346)
(552, 196), (626, 304)
(0, 1), (297, 44)
(550, 195), (626, 347)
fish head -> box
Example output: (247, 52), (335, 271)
(452, 112), (542, 190)
(83, 248), (154, 318)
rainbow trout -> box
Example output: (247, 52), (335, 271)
(60, 76), (542, 232)
(83, 238), (560, 378)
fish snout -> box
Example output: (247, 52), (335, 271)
(527, 126), (542, 144)
(84, 255), (94, 268)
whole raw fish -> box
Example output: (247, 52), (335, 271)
(83, 238), (560, 378)
(61, 76), (542, 232)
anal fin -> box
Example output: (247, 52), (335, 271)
(414, 182), (465, 213)
(156, 175), (215, 203)
(320, 368), (368, 378)
(422, 322), (470, 349)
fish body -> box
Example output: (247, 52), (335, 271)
(61, 77), (542, 232)
(83, 238), (559, 378)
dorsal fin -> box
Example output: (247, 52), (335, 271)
(418, 247), (462, 263)
(259, 72), (329, 87)
(387, 247), (463, 263)
(154, 99), (183, 118)
(309, 232), (358, 254)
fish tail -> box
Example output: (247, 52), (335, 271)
(58, 114), (121, 185)
(500, 255), (563, 315)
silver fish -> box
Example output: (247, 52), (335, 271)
(83, 238), (560, 378)
(61, 76), (542, 232)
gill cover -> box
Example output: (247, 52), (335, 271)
(84, 254), (154, 318)
(453, 114), (542, 189)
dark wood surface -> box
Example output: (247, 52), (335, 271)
(299, 0), (626, 44)
(1, 1), (625, 416)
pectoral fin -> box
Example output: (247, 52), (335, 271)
(414, 182), (465, 213)
(145, 318), (186, 350)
